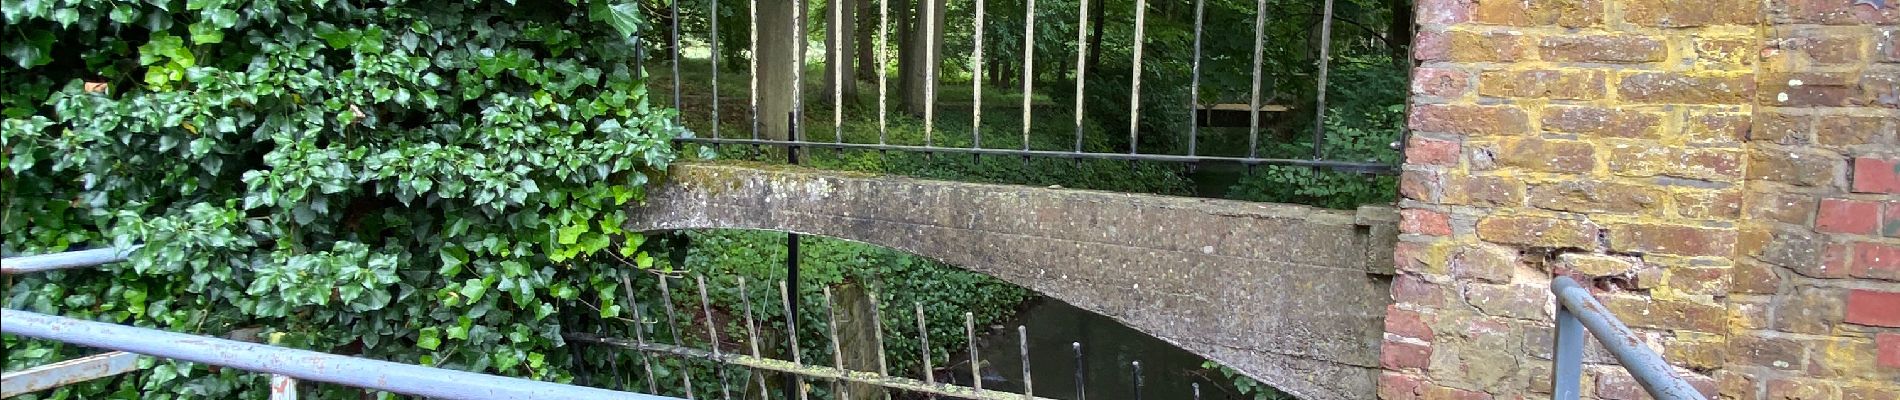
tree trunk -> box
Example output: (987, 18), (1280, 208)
(901, 0), (944, 115)
(1084, 0), (1105, 76)
(826, 0), (860, 104)
(759, 0), (798, 140)
(855, 0), (879, 86)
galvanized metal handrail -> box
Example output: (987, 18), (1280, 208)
(1550, 276), (1708, 400)
(0, 246), (136, 274)
(2, 309), (679, 400)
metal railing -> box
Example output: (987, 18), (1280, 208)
(1549, 276), (1708, 400)
(0, 249), (684, 400)
(655, 0), (1400, 173)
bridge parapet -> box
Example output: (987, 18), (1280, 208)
(626, 161), (1399, 400)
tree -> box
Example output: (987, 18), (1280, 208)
(902, 0), (946, 115)
(759, 0), (799, 140)
(826, 0), (861, 103)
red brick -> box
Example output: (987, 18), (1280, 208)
(1392, 274), (1447, 307)
(1610, 147), (1744, 182)
(1607, 223), (1736, 257)
(1380, 339), (1432, 370)
(1405, 136), (1460, 166)
(1852, 157), (1900, 194)
(1413, 30), (1530, 62)
(1853, 242), (1898, 281)
(1472, 0), (1603, 27)
(1400, 170), (1441, 201)
(1408, 104), (1531, 136)
(1623, 0), (1761, 27)
(1619, 72), (1755, 104)
(1477, 215), (1599, 248)
(1845, 289), (1900, 327)
(1595, 369), (1645, 400)
(1779, 33), (1868, 64)
(1491, 138), (1596, 174)
(1385, 305), (1434, 341)
(1540, 35), (1667, 63)
(1378, 372), (1427, 400)
(1540, 106), (1661, 138)
(1400, 209), (1453, 236)
(1411, 67), (1470, 98)
(1878, 334), (1900, 369)
(1417, 0), (1472, 24)
(1816, 198), (1881, 234)
(1748, 192), (1819, 225)
(1444, 174), (1526, 207)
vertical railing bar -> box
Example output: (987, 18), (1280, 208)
(696, 275), (734, 400)
(823, 287), (852, 400)
(1246, 0), (1266, 159)
(1187, 0), (1203, 157)
(1020, 0), (1035, 153)
(869, 283), (893, 400)
(1129, 361), (1142, 400)
(1311, 0), (1336, 160)
(1553, 305), (1584, 400)
(779, 280), (810, 400)
(658, 276), (698, 400)
(680, 0), (687, 125)
(964, 312), (982, 392)
(1018, 326), (1032, 400)
(833, 0), (844, 145)
(924, 0), (938, 149)
(711, 0), (721, 139)
(973, 0), (985, 150)
(794, 0), (807, 143)
(750, 0), (761, 141)
(915, 303), (936, 391)
(619, 271), (661, 394)
(738, 277), (773, 400)
(1127, 0), (1146, 155)
(1192, 382), (1201, 400)
(877, 0), (889, 146)
(1070, 0), (1089, 154)
(1071, 342), (1085, 400)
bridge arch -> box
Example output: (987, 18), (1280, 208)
(623, 162), (1400, 400)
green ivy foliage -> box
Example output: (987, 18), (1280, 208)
(2, 0), (683, 398)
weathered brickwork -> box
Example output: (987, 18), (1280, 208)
(1390, 0), (1900, 399)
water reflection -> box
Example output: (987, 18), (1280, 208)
(932, 298), (1251, 400)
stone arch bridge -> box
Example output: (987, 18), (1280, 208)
(625, 162), (1402, 400)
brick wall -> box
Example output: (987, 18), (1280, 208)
(1388, 0), (1899, 399)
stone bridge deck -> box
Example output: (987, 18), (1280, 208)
(624, 162), (1400, 400)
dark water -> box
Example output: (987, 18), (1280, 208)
(939, 298), (1249, 400)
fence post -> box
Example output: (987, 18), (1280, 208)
(1552, 304), (1584, 400)
(267, 332), (298, 400)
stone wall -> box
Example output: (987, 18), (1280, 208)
(1389, 0), (1899, 399)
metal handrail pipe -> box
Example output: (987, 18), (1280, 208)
(1, 309), (681, 400)
(1550, 277), (1707, 400)
(1, 247), (137, 274)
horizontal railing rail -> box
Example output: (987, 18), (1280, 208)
(1549, 276), (1708, 400)
(0, 249), (686, 400)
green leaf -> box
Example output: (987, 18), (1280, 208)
(591, 1), (643, 38)
(417, 327), (441, 350)
(189, 22), (225, 44)
(4, 30), (55, 69)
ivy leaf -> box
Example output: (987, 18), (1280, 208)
(590, 1), (642, 39)
(4, 30), (54, 69)
(417, 327), (442, 350)
(189, 22), (225, 44)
